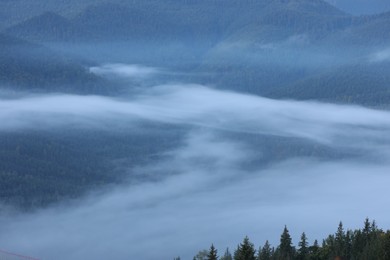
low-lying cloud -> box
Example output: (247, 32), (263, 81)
(89, 63), (161, 79)
(369, 48), (390, 63)
(1, 85), (390, 145)
(1, 84), (390, 259)
(0, 130), (389, 259)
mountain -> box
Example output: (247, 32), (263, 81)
(0, 0), (102, 30)
(2, 0), (349, 42)
(325, 0), (390, 15)
(4, 12), (89, 42)
(2, 0), (390, 100)
(0, 33), (105, 93)
(268, 61), (390, 106)
(321, 11), (390, 47)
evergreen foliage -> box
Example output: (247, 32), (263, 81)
(258, 241), (273, 260)
(278, 226), (294, 260)
(207, 244), (218, 260)
(192, 219), (390, 260)
(297, 233), (309, 260)
(234, 236), (257, 260)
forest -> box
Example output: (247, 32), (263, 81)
(188, 219), (390, 260)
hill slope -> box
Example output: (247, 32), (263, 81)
(0, 33), (105, 93)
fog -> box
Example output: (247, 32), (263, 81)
(1, 84), (390, 144)
(89, 64), (161, 79)
(1, 82), (390, 259)
(2, 0), (390, 258)
(370, 48), (390, 63)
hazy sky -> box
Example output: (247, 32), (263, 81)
(1, 74), (390, 259)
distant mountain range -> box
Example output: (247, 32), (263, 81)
(3, 0), (350, 42)
(4, 12), (89, 42)
(1, 0), (390, 105)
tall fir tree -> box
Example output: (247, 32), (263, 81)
(278, 226), (294, 260)
(335, 222), (346, 258)
(208, 244), (218, 260)
(258, 240), (273, 260)
(297, 232), (309, 260)
(279, 226), (294, 260)
(234, 236), (256, 260)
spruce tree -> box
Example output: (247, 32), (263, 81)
(258, 240), (272, 260)
(207, 244), (218, 260)
(335, 222), (345, 258)
(279, 226), (294, 260)
(297, 232), (309, 260)
(234, 236), (256, 260)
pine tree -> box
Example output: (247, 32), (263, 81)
(279, 226), (294, 260)
(363, 218), (372, 246)
(297, 232), (309, 260)
(208, 244), (218, 260)
(258, 240), (272, 260)
(234, 236), (256, 260)
(335, 222), (345, 258)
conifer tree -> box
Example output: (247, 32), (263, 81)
(382, 231), (390, 260)
(345, 230), (353, 259)
(309, 239), (320, 259)
(363, 218), (372, 245)
(207, 244), (218, 260)
(335, 222), (345, 257)
(297, 232), (309, 260)
(234, 236), (256, 260)
(279, 226), (294, 260)
(258, 240), (272, 260)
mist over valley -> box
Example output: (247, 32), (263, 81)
(1, 1), (390, 259)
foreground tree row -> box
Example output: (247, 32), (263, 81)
(175, 218), (390, 260)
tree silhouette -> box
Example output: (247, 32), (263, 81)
(234, 236), (256, 260)
(207, 244), (218, 260)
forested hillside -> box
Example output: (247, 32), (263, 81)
(0, 33), (105, 93)
(2, 0), (390, 104)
